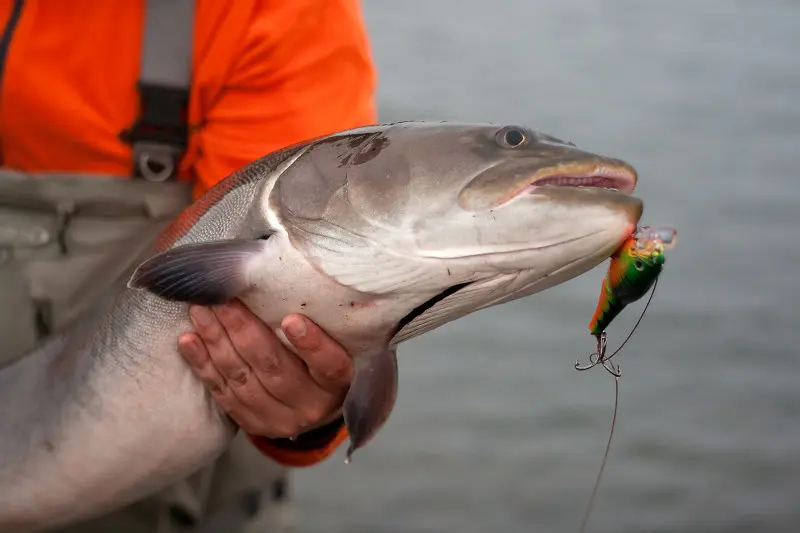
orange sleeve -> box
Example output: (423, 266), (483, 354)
(189, 0), (378, 197)
(247, 417), (350, 468)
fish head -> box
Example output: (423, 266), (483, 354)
(273, 122), (642, 306)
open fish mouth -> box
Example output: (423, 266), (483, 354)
(459, 157), (639, 211)
(526, 163), (638, 195)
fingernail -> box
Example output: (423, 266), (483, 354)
(190, 306), (213, 327)
(283, 316), (307, 340)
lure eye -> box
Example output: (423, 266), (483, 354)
(634, 259), (644, 271)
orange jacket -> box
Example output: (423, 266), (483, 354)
(0, 0), (376, 466)
(0, 0), (377, 197)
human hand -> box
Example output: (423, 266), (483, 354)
(177, 300), (353, 439)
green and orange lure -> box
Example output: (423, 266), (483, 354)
(575, 225), (677, 533)
(575, 225), (677, 376)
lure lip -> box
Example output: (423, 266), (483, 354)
(633, 225), (678, 252)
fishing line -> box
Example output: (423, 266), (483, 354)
(578, 374), (619, 533)
(575, 277), (660, 532)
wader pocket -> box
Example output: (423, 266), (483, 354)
(0, 253), (40, 364)
(0, 209), (60, 363)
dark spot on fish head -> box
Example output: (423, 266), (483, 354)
(351, 134), (390, 166)
(348, 134), (371, 148)
(301, 302), (307, 307)
(349, 301), (355, 307)
(335, 132), (377, 167)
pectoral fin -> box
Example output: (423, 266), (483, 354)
(343, 345), (398, 463)
(128, 239), (267, 305)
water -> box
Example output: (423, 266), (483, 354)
(292, 2), (800, 532)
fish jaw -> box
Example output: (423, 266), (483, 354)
(417, 184), (642, 267)
(389, 187), (643, 343)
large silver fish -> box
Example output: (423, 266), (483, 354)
(0, 122), (642, 531)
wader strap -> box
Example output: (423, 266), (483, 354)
(123, 0), (195, 183)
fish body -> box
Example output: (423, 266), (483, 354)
(588, 226), (676, 335)
(0, 122), (643, 531)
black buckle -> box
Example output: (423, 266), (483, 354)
(120, 82), (189, 181)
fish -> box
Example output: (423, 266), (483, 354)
(0, 121), (643, 531)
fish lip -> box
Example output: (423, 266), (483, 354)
(525, 160), (638, 195)
(458, 156), (639, 212)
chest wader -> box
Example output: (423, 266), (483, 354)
(0, 1), (291, 532)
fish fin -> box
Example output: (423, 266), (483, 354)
(343, 345), (398, 463)
(127, 239), (267, 305)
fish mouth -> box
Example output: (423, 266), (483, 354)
(523, 159), (644, 225)
(459, 158), (639, 212)
(524, 160), (638, 196)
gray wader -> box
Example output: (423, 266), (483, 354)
(0, 1), (295, 531)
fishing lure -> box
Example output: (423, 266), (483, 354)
(576, 225), (677, 376)
(574, 225), (677, 533)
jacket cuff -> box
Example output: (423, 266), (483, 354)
(246, 417), (348, 468)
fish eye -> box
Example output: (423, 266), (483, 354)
(634, 259), (644, 271)
(497, 126), (526, 148)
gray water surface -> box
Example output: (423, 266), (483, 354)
(293, 2), (800, 532)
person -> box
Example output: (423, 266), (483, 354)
(0, 1), (376, 532)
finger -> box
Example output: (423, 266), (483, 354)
(177, 332), (240, 414)
(214, 302), (349, 431)
(213, 301), (331, 408)
(179, 328), (300, 438)
(190, 305), (296, 416)
(282, 314), (354, 394)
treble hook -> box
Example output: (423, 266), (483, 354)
(574, 332), (621, 377)
(600, 359), (621, 378)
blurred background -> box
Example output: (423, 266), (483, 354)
(291, 1), (799, 532)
